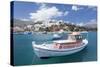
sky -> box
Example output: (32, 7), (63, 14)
(12, 1), (97, 26)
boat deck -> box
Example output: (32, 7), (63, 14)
(33, 41), (83, 50)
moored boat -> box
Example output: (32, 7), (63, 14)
(32, 32), (61, 41)
(32, 32), (88, 58)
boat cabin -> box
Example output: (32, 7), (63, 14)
(68, 32), (83, 41)
(53, 32), (83, 49)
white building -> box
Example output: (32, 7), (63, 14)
(13, 26), (24, 32)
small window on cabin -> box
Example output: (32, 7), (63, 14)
(75, 35), (83, 40)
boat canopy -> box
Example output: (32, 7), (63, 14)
(53, 40), (76, 43)
(69, 32), (81, 35)
(68, 32), (84, 40)
(53, 32), (87, 44)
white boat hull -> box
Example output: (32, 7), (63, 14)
(32, 39), (88, 58)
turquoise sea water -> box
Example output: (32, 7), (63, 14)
(13, 32), (97, 66)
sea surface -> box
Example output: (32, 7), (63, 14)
(13, 32), (97, 66)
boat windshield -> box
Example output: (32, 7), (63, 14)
(75, 33), (88, 40)
(68, 33), (87, 40)
(75, 35), (83, 40)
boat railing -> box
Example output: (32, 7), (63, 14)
(53, 41), (83, 49)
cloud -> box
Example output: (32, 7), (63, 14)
(87, 6), (97, 11)
(90, 19), (97, 22)
(39, 3), (47, 9)
(84, 19), (97, 28)
(20, 18), (29, 21)
(30, 4), (63, 21)
(29, 4), (68, 21)
(76, 23), (84, 26)
(87, 19), (97, 24)
(77, 19), (97, 26)
(64, 11), (69, 16)
(72, 5), (83, 11)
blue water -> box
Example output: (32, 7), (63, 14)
(13, 32), (97, 66)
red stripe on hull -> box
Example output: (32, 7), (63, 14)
(54, 40), (82, 49)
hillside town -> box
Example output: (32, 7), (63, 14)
(12, 19), (97, 33)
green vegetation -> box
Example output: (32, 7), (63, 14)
(12, 19), (97, 33)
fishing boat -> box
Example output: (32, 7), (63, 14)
(32, 32), (61, 41)
(24, 31), (32, 34)
(53, 34), (61, 40)
(32, 32), (88, 58)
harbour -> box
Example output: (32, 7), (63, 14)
(13, 32), (97, 65)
